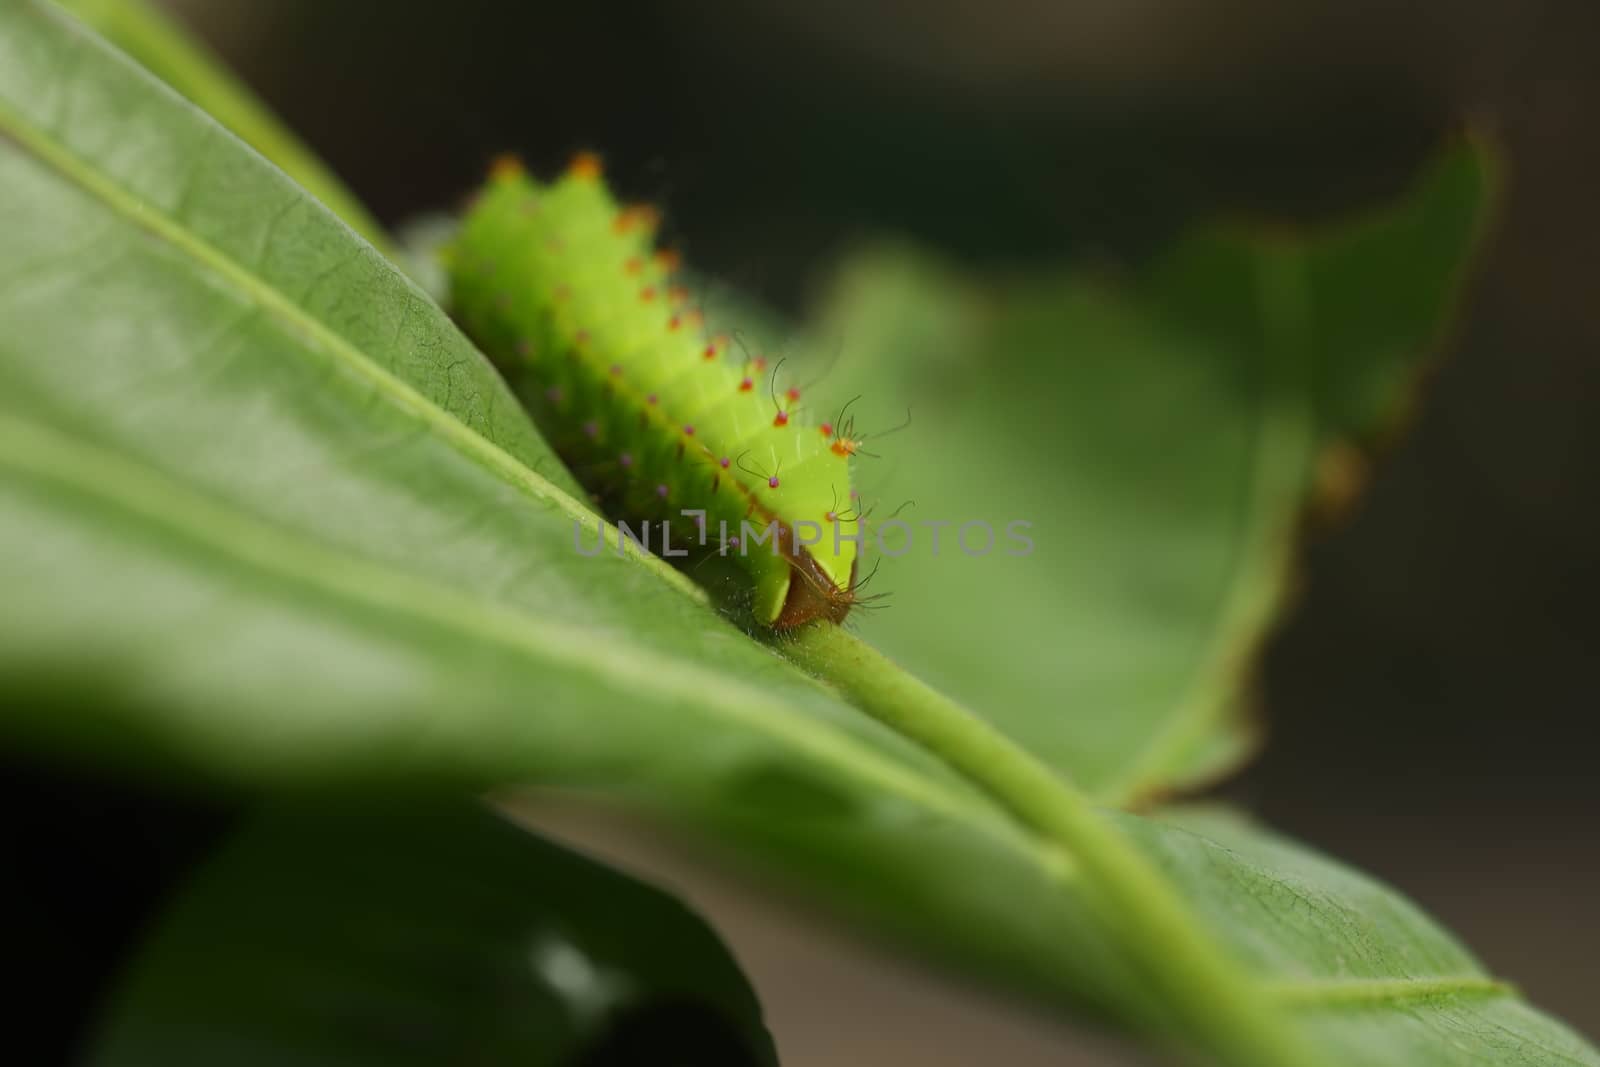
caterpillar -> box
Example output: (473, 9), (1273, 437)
(447, 154), (864, 629)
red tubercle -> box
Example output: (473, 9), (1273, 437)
(786, 386), (801, 403)
(683, 424), (696, 436)
(489, 153), (525, 181)
(768, 476), (781, 489)
(654, 248), (682, 273)
(668, 315), (682, 331)
(614, 204), (660, 235)
(773, 410), (790, 428)
(640, 286), (657, 302)
(738, 377), (754, 392)
(703, 343), (719, 361)
(719, 456), (731, 468)
(624, 256), (643, 276)
(820, 422), (834, 437)
(567, 151), (603, 180)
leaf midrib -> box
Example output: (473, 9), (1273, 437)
(0, 412), (1040, 861)
(1267, 976), (1512, 1010)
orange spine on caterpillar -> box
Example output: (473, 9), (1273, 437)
(446, 153), (867, 628)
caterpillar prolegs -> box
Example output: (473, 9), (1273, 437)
(447, 155), (864, 629)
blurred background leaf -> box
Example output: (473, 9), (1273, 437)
(805, 142), (1489, 802)
(52, 0), (388, 249)
(86, 801), (776, 1067)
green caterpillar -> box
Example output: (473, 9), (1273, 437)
(448, 154), (863, 629)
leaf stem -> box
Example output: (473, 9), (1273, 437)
(780, 624), (1325, 1067)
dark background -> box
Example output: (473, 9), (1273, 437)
(17, 1), (1597, 1062)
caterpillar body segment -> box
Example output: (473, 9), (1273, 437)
(449, 157), (859, 628)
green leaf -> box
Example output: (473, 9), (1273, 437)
(88, 800), (777, 1066)
(716, 796), (1600, 1067)
(52, 0), (390, 251)
(0, 0), (963, 806)
(1132, 807), (1600, 1066)
(807, 144), (1492, 802)
(1, 5), (1592, 1065)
